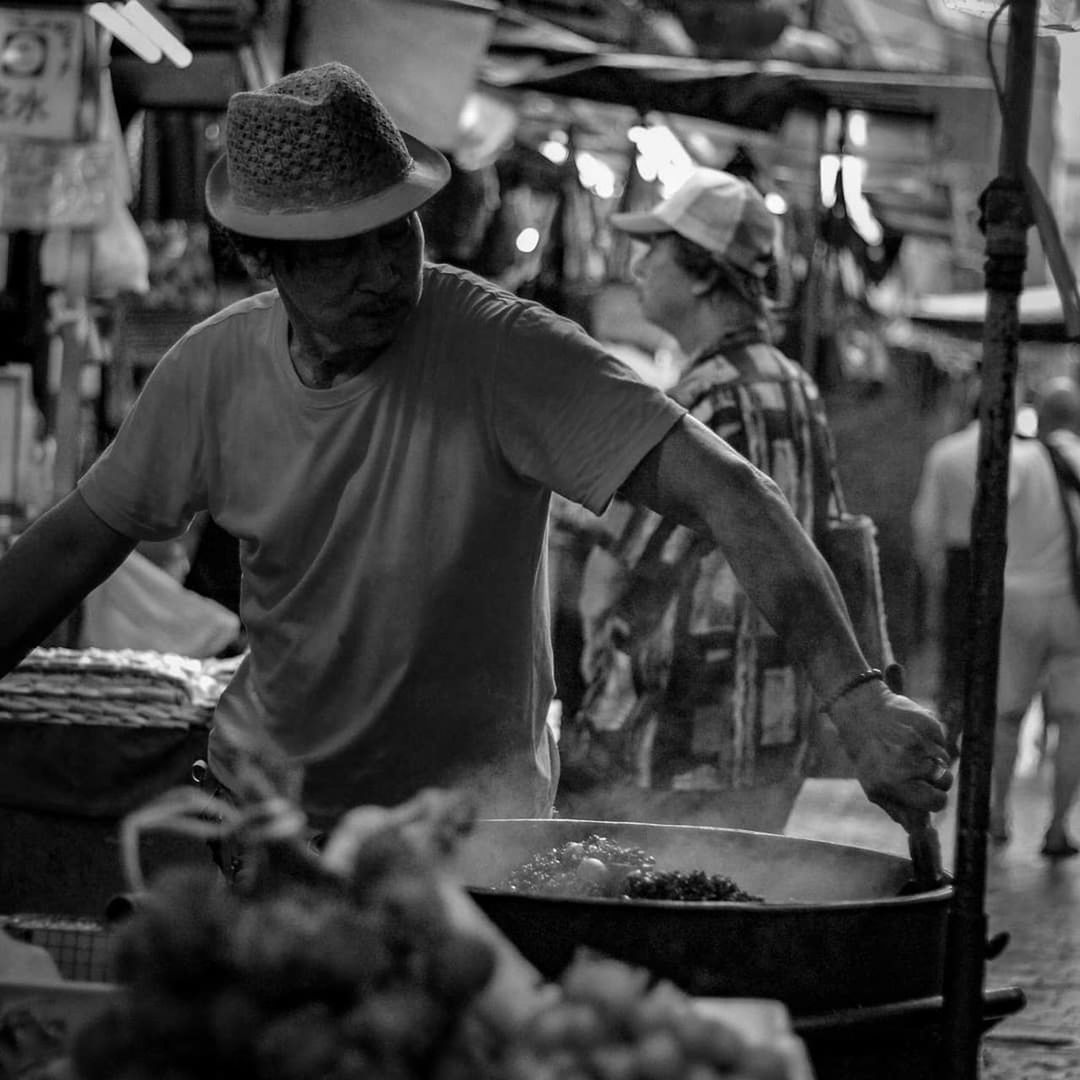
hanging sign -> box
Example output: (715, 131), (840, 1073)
(0, 138), (112, 230)
(0, 8), (84, 141)
(0, 10), (107, 230)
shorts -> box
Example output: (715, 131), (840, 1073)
(997, 587), (1080, 718)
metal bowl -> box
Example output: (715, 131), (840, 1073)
(453, 818), (952, 1016)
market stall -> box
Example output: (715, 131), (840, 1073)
(0, 5), (112, 550)
(0, 4), (1075, 1079)
(0, 0), (248, 975)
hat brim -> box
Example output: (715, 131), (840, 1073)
(205, 132), (451, 240)
(608, 210), (670, 236)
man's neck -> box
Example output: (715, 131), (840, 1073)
(287, 329), (384, 389)
(674, 301), (767, 362)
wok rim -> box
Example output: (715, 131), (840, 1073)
(465, 817), (954, 909)
(466, 883), (953, 911)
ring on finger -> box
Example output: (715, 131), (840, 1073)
(929, 762), (949, 783)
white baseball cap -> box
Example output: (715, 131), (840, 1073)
(610, 167), (777, 278)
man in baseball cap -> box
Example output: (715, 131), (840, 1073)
(562, 168), (865, 834)
(610, 167), (778, 288)
(0, 70), (952, 854)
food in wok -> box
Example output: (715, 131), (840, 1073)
(457, 819), (953, 1011)
(501, 833), (764, 902)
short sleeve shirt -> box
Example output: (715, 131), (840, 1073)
(571, 338), (841, 792)
(78, 264), (683, 825)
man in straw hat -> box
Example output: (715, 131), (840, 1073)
(0, 63), (951, 834)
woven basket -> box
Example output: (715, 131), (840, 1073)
(0, 649), (238, 916)
(0, 647), (230, 729)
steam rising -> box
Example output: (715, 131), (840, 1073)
(454, 819), (914, 904)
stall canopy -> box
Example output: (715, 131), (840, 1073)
(482, 20), (996, 131)
(908, 283), (1080, 341)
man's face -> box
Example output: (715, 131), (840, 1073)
(271, 212), (425, 356)
(629, 232), (698, 336)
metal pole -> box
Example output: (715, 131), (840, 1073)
(939, 2), (1039, 1077)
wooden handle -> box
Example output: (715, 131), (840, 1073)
(906, 814), (947, 891)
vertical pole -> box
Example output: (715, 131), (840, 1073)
(47, 15), (103, 646)
(50, 12), (101, 503)
(798, 110), (833, 382)
(50, 247), (94, 503)
(939, 2), (1039, 1078)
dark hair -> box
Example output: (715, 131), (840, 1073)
(210, 218), (280, 281)
(1036, 375), (1080, 435)
(210, 214), (423, 283)
(667, 232), (768, 310)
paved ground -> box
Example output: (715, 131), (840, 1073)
(786, 699), (1080, 1079)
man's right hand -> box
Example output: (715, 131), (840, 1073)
(830, 679), (953, 824)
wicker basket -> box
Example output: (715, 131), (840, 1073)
(0, 648), (233, 915)
(0, 647), (225, 728)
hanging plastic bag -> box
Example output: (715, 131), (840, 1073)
(80, 550), (241, 659)
(90, 70), (150, 298)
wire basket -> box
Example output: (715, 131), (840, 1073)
(2, 915), (112, 983)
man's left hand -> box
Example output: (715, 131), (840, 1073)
(830, 681), (954, 825)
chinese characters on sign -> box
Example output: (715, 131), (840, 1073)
(0, 8), (83, 141)
(0, 10), (112, 230)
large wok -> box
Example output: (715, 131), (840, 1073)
(451, 818), (951, 1017)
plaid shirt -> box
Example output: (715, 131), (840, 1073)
(569, 330), (842, 792)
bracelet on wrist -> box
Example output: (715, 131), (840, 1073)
(820, 668), (886, 714)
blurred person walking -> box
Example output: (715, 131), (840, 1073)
(915, 376), (1080, 855)
(911, 384), (983, 755)
(991, 376), (1080, 856)
(558, 168), (851, 832)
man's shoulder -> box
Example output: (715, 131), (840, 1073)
(928, 422), (979, 464)
(726, 341), (816, 387)
(421, 263), (582, 337)
(1039, 430), (1080, 485)
(691, 341), (817, 395)
(167, 291), (279, 352)
(422, 262), (519, 313)
(1047, 428), (1080, 458)
(143, 291), (281, 390)
(193, 290), (279, 332)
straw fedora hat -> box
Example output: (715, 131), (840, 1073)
(206, 62), (451, 240)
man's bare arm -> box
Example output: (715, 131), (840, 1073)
(620, 414), (951, 818)
(621, 413), (863, 695)
(0, 490), (136, 676)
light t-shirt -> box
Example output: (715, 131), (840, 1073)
(78, 263), (683, 825)
(910, 421), (982, 565)
(1004, 430), (1079, 597)
(912, 423), (1079, 599)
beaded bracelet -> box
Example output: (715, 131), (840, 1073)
(821, 668), (886, 714)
